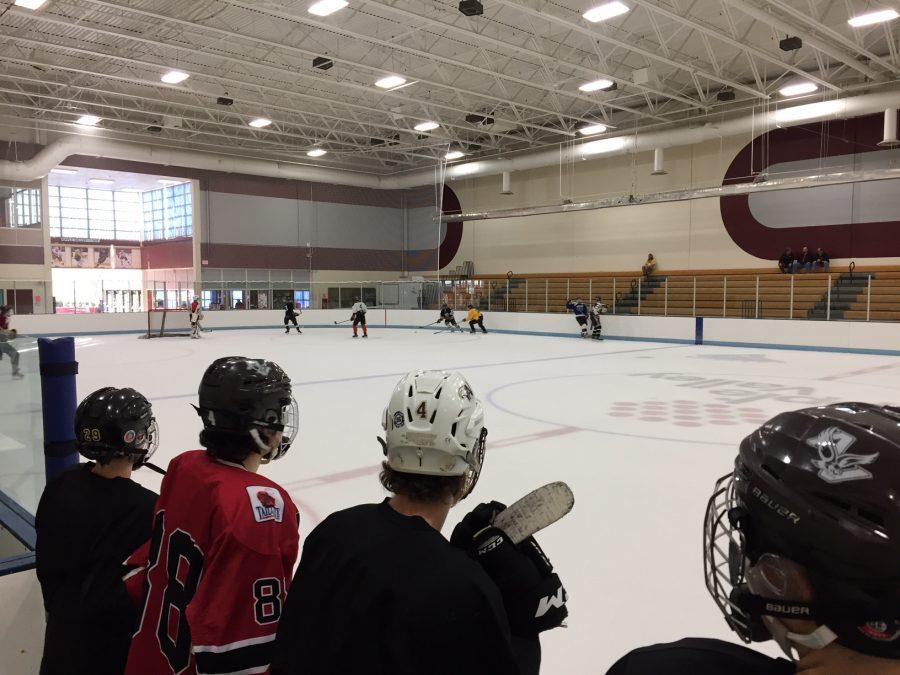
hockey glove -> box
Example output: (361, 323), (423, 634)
(451, 504), (568, 636)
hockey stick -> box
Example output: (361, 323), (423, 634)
(492, 481), (574, 544)
(143, 461), (167, 476)
(333, 318), (353, 325)
(418, 319), (442, 329)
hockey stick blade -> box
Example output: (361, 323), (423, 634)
(492, 481), (574, 544)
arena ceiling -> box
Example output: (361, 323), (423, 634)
(0, 0), (897, 175)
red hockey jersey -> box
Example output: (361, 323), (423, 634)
(125, 450), (300, 675)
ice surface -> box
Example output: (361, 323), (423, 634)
(62, 327), (900, 672)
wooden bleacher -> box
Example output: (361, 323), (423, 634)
(467, 266), (900, 321)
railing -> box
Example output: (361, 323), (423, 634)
(2, 272), (896, 321)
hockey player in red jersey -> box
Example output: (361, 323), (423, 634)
(125, 356), (301, 675)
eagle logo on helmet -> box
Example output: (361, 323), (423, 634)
(807, 426), (880, 484)
(246, 360), (272, 377)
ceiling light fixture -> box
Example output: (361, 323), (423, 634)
(579, 124), (608, 136)
(89, 178), (116, 186)
(583, 1), (629, 22)
(375, 75), (407, 89)
(414, 121), (440, 132)
(307, 149), (327, 157)
(779, 82), (818, 97)
(161, 70), (189, 84)
(14, 0), (48, 9)
(75, 115), (101, 126)
(578, 78), (615, 92)
(308, 0), (348, 16)
(50, 168), (77, 175)
(445, 150), (465, 160)
(248, 118), (272, 128)
(848, 8), (899, 26)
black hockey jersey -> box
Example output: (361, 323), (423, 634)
(35, 463), (157, 675)
(271, 499), (526, 675)
(606, 638), (794, 675)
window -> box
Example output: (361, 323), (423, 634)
(10, 188), (41, 227)
(48, 182), (192, 242)
(294, 290), (310, 309)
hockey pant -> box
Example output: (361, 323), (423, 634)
(469, 317), (487, 333)
(0, 342), (19, 373)
(191, 321), (201, 339)
(353, 313), (367, 336)
(575, 315), (588, 337)
(443, 318), (459, 330)
(589, 315), (602, 339)
(284, 315), (300, 333)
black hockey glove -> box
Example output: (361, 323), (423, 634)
(451, 503), (568, 636)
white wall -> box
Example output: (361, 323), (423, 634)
(14, 309), (900, 354)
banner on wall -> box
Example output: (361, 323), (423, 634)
(94, 246), (111, 268)
(116, 248), (134, 269)
(70, 247), (89, 268)
(50, 245), (69, 268)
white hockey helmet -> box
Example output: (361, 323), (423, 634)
(380, 370), (487, 499)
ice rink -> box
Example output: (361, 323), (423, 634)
(25, 326), (900, 672)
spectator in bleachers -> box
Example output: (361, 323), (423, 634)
(792, 246), (813, 273)
(778, 247), (794, 273)
(642, 253), (657, 278)
(813, 247), (830, 272)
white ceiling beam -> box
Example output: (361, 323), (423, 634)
(491, 0), (769, 99)
(765, 0), (899, 74)
(629, 0), (841, 91)
(722, 0), (888, 80)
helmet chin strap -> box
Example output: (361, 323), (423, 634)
(249, 428), (276, 462)
(766, 617), (839, 660)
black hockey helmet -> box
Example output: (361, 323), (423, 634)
(196, 356), (298, 462)
(705, 403), (900, 658)
(74, 387), (158, 467)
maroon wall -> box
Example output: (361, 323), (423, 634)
(141, 238), (193, 269)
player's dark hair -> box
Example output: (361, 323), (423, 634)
(200, 428), (257, 463)
(379, 463), (466, 504)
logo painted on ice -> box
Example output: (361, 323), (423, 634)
(247, 486), (285, 523)
(807, 426), (879, 484)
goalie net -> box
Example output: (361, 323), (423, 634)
(143, 309), (192, 338)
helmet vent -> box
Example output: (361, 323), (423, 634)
(408, 386), (413, 397)
(451, 422), (458, 437)
(815, 493), (885, 527)
(406, 408), (413, 423)
(429, 409), (437, 424)
(435, 387), (442, 399)
(761, 463), (781, 480)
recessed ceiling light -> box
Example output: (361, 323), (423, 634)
(579, 78), (614, 92)
(579, 124), (608, 135)
(308, 0), (348, 16)
(779, 82), (818, 97)
(583, 1), (629, 22)
(248, 118), (272, 128)
(50, 168), (77, 175)
(848, 8), (899, 26)
(161, 70), (190, 84)
(158, 179), (184, 186)
(76, 115), (101, 126)
(89, 178), (116, 186)
(375, 75), (406, 89)
(307, 148), (327, 157)
(14, 0), (48, 9)
(445, 150), (465, 160)
(414, 121), (440, 132)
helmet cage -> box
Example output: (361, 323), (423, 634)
(198, 394), (298, 462)
(460, 427), (488, 500)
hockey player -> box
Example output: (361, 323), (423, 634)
(350, 296), (367, 338)
(588, 297), (608, 340)
(189, 297), (204, 339)
(36, 387), (159, 675)
(284, 301), (302, 334)
(125, 356), (301, 675)
(271, 370), (567, 675)
(565, 297), (589, 337)
(439, 302), (461, 331)
(466, 304), (488, 333)
(0, 305), (23, 379)
(607, 402), (900, 675)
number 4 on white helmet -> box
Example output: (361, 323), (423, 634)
(380, 370), (487, 499)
